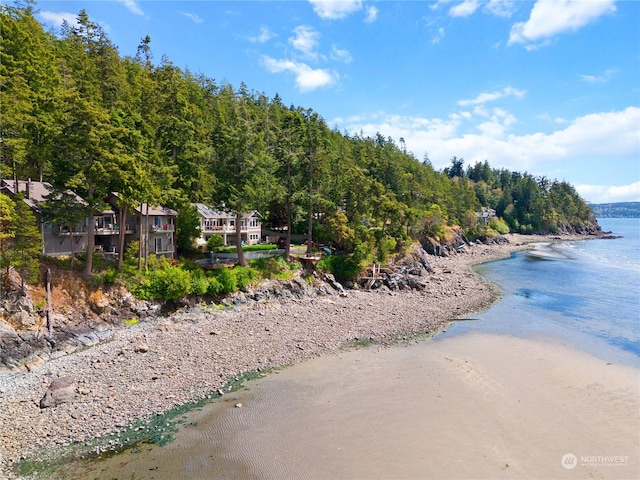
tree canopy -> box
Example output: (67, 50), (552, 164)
(1, 3), (598, 273)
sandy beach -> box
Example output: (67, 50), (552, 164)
(67, 332), (639, 479)
(1, 234), (637, 479)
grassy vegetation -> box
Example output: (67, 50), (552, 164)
(216, 243), (279, 253)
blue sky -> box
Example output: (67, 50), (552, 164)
(32, 1), (640, 203)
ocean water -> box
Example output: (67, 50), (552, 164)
(444, 217), (640, 366)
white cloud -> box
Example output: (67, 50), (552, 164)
(38, 11), (79, 28)
(248, 26), (276, 44)
(485, 0), (514, 18)
(576, 182), (640, 204)
(509, 0), (616, 47)
(434, 0), (514, 17)
(432, 27), (445, 44)
(261, 56), (338, 92)
(430, 0), (452, 12)
(449, 0), (480, 18)
(117, 0), (144, 16)
(579, 68), (618, 84)
(542, 107), (639, 158)
(331, 45), (352, 64)
(365, 6), (378, 23)
(289, 25), (320, 58)
(458, 87), (526, 107)
(181, 12), (203, 24)
(309, 0), (363, 20)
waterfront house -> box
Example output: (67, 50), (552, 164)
(194, 203), (262, 247)
(0, 179), (89, 256)
(100, 193), (178, 259)
(475, 207), (496, 225)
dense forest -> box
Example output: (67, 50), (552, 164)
(1, 4), (597, 277)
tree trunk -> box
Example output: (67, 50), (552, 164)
(117, 204), (127, 270)
(83, 211), (94, 280)
(69, 226), (76, 269)
(235, 211), (247, 267)
(82, 182), (95, 280)
(144, 203), (149, 268)
(138, 203), (144, 270)
(45, 268), (53, 339)
(285, 157), (292, 261)
(306, 171), (314, 256)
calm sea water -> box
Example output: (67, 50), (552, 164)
(444, 217), (640, 366)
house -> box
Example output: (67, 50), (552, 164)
(99, 193), (178, 259)
(0, 181), (178, 260)
(194, 203), (262, 247)
(475, 207), (496, 225)
(0, 179), (89, 256)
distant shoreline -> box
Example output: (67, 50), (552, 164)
(0, 233), (595, 478)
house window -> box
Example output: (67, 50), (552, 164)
(155, 237), (162, 253)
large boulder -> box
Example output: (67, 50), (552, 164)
(40, 376), (76, 408)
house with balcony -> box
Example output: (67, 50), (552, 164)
(475, 207), (496, 225)
(194, 203), (262, 247)
(0, 179), (89, 257)
(1, 181), (178, 260)
(101, 193), (177, 259)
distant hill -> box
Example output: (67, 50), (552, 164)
(589, 202), (640, 218)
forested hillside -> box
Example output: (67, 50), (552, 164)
(1, 4), (597, 268)
(589, 202), (640, 218)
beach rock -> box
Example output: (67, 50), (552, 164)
(406, 277), (428, 291)
(134, 342), (150, 353)
(322, 273), (346, 295)
(40, 376), (76, 409)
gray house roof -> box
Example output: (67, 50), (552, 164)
(194, 203), (261, 220)
(0, 179), (86, 212)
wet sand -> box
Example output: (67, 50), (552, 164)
(64, 332), (640, 480)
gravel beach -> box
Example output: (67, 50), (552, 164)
(0, 239), (540, 478)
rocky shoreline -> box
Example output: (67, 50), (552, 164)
(0, 236), (584, 478)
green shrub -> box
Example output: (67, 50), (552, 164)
(206, 234), (224, 252)
(190, 272), (209, 296)
(146, 267), (192, 300)
(215, 267), (237, 293)
(125, 241), (139, 261)
(207, 276), (224, 296)
(103, 268), (118, 284)
(374, 233), (397, 264)
(317, 254), (361, 282)
(489, 217), (510, 234)
(249, 257), (296, 280)
(234, 266), (257, 288)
